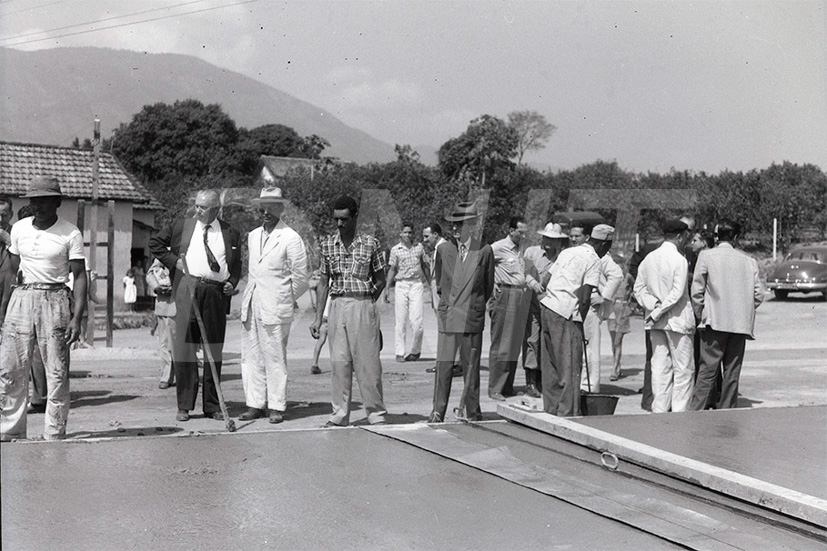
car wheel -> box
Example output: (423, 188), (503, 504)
(773, 290), (788, 300)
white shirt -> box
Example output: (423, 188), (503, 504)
(10, 216), (85, 284)
(185, 219), (229, 281)
(633, 241), (695, 334)
(540, 244), (600, 321)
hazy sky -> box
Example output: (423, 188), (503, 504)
(1, 0), (825, 172)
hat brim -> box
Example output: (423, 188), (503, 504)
(537, 230), (567, 239)
(22, 190), (62, 198)
(444, 213), (480, 222)
(252, 198), (286, 205)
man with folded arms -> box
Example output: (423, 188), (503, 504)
(239, 187), (309, 424)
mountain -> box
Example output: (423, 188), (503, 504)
(0, 47), (396, 164)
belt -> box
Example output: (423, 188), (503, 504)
(18, 282), (68, 291)
(192, 276), (225, 287)
(331, 292), (372, 299)
(498, 283), (525, 289)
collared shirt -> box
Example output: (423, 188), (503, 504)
(540, 243), (600, 321)
(320, 232), (386, 297)
(427, 237), (446, 281)
(458, 237), (471, 262)
(9, 216), (84, 284)
(388, 241), (425, 280)
(491, 235), (526, 286)
(594, 254), (624, 302)
(633, 241), (695, 334)
(523, 245), (553, 294)
(185, 219), (230, 282)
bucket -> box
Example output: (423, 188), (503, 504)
(580, 393), (619, 416)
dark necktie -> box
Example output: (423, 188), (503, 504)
(203, 225), (221, 273)
(459, 243), (467, 262)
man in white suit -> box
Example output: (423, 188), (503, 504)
(689, 219), (764, 410)
(239, 187), (309, 424)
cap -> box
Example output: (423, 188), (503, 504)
(22, 176), (62, 198)
(591, 224), (615, 240)
(663, 219), (689, 234)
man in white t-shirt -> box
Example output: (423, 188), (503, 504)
(0, 177), (87, 441)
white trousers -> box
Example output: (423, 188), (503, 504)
(156, 315), (175, 384)
(650, 329), (694, 413)
(580, 306), (601, 392)
(241, 294), (291, 412)
(394, 280), (424, 356)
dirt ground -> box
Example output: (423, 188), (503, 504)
(16, 290), (827, 440)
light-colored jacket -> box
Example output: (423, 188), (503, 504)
(241, 221), (309, 325)
(634, 241), (695, 334)
(691, 242), (764, 338)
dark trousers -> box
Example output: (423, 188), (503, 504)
(540, 308), (583, 417)
(690, 328), (746, 410)
(641, 330), (653, 411)
(488, 287), (531, 395)
(432, 332), (482, 419)
(173, 277), (228, 414)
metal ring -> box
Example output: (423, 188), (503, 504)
(601, 452), (620, 471)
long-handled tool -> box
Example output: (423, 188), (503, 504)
(181, 258), (236, 432)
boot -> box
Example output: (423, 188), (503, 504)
(524, 369), (541, 398)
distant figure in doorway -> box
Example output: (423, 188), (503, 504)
(123, 268), (137, 311)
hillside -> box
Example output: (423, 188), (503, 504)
(0, 47), (396, 164)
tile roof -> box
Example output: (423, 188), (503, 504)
(0, 141), (162, 209)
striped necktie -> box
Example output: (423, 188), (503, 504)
(203, 225), (221, 273)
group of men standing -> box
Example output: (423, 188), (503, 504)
(0, 176), (766, 441)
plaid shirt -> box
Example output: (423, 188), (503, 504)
(320, 232), (386, 297)
(388, 242), (425, 280)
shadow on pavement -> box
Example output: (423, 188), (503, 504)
(67, 426), (184, 439)
(70, 391), (140, 408)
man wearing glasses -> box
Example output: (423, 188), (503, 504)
(150, 189), (242, 422)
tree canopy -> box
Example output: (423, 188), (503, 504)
(507, 110), (556, 165)
(437, 115), (519, 185)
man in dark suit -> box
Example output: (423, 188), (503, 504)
(428, 201), (495, 423)
(149, 190), (242, 422)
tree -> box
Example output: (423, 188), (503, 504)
(394, 144), (421, 165)
(234, 124), (308, 174)
(437, 115), (519, 185)
(507, 110), (556, 165)
(300, 134), (330, 160)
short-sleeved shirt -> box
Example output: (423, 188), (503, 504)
(10, 216), (85, 284)
(540, 244), (600, 321)
(319, 232), (386, 297)
(388, 242), (425, 280)
(491, 236), (526, 286)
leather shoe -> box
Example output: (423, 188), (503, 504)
(310, 365), (322, 375)
(488, 392), (506, 402)
(396, 355), (406, 362)
(268, 410), (284, 424)
(206, 411), (224, 421)
(427, 412), (443, 423)
(524, 383), (541, 398)
(176, 410), (190, 422)
(425, 366), (436, 373)
(321, 421), (343, 428)
(238, 407), (264, 421)
(404, 353), (420, 361)
(451, 365), (463, 377)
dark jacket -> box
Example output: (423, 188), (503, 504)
(434, 239), (494, 334)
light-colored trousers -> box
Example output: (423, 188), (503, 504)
(0, 287), (71, 440)
(241, 294), (291, 412)
(580, 306), (602, 393)
(156, 315), (176, 384)
(393, 279), (424, 356)
(650, 329), (694, 413)
(328, 296), (387, 425)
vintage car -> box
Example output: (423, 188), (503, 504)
(766, 245), (827, 300)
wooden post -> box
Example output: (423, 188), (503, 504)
(89, 119), (101, 343)
(106, 200), (115, 348)
(773, 218), (778, 261)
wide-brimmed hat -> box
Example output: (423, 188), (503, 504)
(252, 186), (286, 206)
(22, 176), (62, 198)
(537, 222), (567, 239)
(445, 201), (481, 222)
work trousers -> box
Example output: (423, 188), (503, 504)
(328, 296), (386, 425)
(241, 293), (291, 412)
(522, 298), (542, 371)
(488, 286), (531, 395)
(690, 328), (746, 410)
(156, 315), (175, 385)
(580, 305), (602, 393)
(641, 330), (654, 411)
(540, 307), (583, 417)
(393, 279), (424, 357)
(0, 287), (71, 440)
(432, 331), (483, 420)
(174, 277), (228, 414)
(650, 329), (694, 413)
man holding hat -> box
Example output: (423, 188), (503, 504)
(521, 222), (568, 398)
(1, 176), (87, 441)
(539, 223), (613, 416)
(634, 219), (695, 413)
(428, 200), (494, 423)
(239, 187), (309, 424)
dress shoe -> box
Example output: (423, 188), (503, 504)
(427, 411), (443, 423)
(404, 353), (420, 361)
(488, 392), (507, 402)
(238, 407), (264, 421)
(268, 410), (284, 424)
(426, 366), (436, 373)
(396, 355), (406, 362)
(321, 421), (343, 428)
(27, 402), (47, 414)
(159, 381), (170, 389)
(176, 410), (190, 422)
(524, 383), (541, 398)
(310, 365), (322, 375)
(451, 365), (463, 377)
(206, 411), (224, 421)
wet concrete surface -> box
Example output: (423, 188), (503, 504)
(2, 427), (682, 551)
(574, 405), (827, 500)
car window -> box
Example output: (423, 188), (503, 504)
(787, 251), (825, 262)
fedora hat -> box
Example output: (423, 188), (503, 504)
(537, 222), (566, 239)
(252, 186), (286, 205)
(22, 176), (62, 198)
(445, 201), (481, 222)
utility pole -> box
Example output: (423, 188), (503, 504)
(87, 119), (101, 346)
